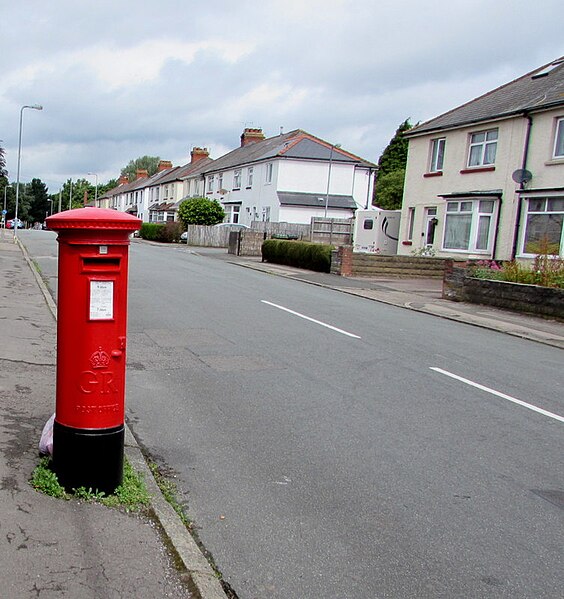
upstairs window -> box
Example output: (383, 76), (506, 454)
(217, 173), (223, 191)
(429, 138), (445, 172)
(233, 169), (241, 189)
(467, 129), (498, 167)
(247, 167), (254, 188)
(265, 163), (273, 184)
(553, 118), (564, 158)
(207, 175), (214, 193)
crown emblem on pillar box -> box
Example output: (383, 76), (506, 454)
(90, 347), (111, 369)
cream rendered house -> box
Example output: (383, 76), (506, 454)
(398, 57), (564, 260)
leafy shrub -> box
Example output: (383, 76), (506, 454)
(470, 257), (564, 289)
(139, 221), (183, 243)
(161, 221), (183, 243)
(262, 239), (333, 272)
(139, 223), (165, 241)
(177, 197), (225, 226)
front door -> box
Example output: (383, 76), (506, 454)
(424, 207), (438, 247)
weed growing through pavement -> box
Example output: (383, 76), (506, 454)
(148, 461), (192, 529)
(30, 457), (150, 512)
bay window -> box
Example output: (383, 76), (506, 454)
(443, 199), (496, 252)
(521, 197), (564, 256)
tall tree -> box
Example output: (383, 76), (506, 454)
(27, 178), (50, 223)
(0, 140), (8, 181)
(373, 119), (413, 210)
(121, 156), (160, 181)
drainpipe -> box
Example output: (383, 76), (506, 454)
(511, 112), (533, 259)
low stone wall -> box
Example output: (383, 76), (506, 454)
(331, 246), (447, 278)
(443, 261), (564, 320)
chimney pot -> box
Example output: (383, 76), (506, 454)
(240, 128), (265, 147)
(190, 147), (210, 163)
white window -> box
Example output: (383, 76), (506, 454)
(443, 199), (496, 252)
(467, 129), (498, 167)
(207, 175), (214, 193)
(233, 169), (241, 189)
(247, 167), (254, 188)
(553, 118), (564, 158)
(218, 173), (223, 191)
(265, 162), (273, 184)
(155, 187), (160, 201)
(186, 180), (191, 195)
(521, 197), (564, 256)
(429, 138), (445, 172)
(407, 207), (415, 241)
(169, 183), (174, 198)
(224, 205), (241, 224)
(164, 185), (168, 198)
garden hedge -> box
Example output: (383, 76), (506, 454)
(261, 239), (333, 272)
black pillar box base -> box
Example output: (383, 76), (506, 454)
(53, 421), (124, 495)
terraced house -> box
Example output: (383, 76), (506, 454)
(398, 57), (564, 260)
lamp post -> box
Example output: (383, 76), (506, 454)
(324, 143), (341, 218)
(87, 172), (98, 206)
(14, 104), (43, 242)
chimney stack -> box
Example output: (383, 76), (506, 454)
(135, 169), (149, 180)
(190, 147), (210, 163)
(118, 175), (129, 185)
(240, 128), (265, 147)
(157, 160), (173, 172)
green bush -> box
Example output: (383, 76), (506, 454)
(262, 239), (333, 272)
(139, 223), (165, 241)
(139, 221), (183, 243)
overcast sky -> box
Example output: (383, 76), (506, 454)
(1, 0), (562, 193)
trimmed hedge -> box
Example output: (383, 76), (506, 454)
(262, 239), (333, 273)
(139, 222), (183, 243)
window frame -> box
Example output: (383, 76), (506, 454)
(520, 196), (564, 257)
(441, 198), (497, 253)
(429, 138), (446, 172)
(467, 129), (498, 168)
(247, 167), (254, 188)
(265, 162), (273, 184)
(553, 117), (564, 159)
(207, 175), (214, 193)
(233, 169), (242, 190)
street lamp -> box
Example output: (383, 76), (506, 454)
(87, 172), (98, 206)
(14, 104), (43, 241)
(324, 143), (341, 218)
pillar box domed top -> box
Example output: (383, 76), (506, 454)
(46, 208), (142, 244)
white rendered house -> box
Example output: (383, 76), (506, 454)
(398, 57), (564, 260)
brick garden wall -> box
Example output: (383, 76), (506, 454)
(443, 260), (564, 320)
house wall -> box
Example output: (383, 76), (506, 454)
(398, 117), (529, 260)
(399, 108), (564, 261)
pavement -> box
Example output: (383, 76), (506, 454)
(0, 230), (227, 599)
(1, 232), (563, 599)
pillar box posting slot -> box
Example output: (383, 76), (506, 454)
(46, 208), (141, 493)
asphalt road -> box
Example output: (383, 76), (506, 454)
(20, 230), (564, 599)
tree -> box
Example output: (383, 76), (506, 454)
(121, 156), (160, 181)
(27, 178), (50, 223)
(177, 197), (225, 227)
(373, 119), (413, 209)
(377, 119), (412, 177)
(0, 140), (7, 181)
(372, 169), (405, 210)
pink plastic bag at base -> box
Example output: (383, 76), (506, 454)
(39, 414), (55, 456)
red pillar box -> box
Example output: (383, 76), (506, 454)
(46, 208), (141, 493)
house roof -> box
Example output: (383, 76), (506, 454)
(408, 57), (564, 136)
(203, 129), (376, 174)
(170, 156), (214, 181)
(277, 191), (357, 209)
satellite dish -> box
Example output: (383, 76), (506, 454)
(512, 169), (533, 184)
